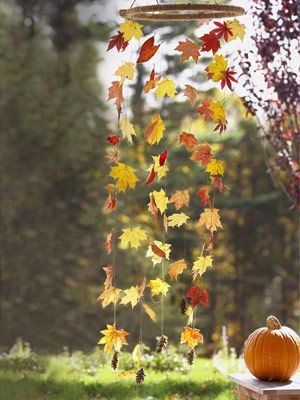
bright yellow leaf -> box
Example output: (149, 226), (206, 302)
(167, 212), (189, 228)
(227, 19), (246, 41)
(206, 159), (225, 176)
(146, 114), (166, 145)
(120, 286), (140, 308)
(120, 117), (136, 144)
(168, 259), (187, 280)
(98, 324), (129, 353)
(199, 208), (223, 232)
(180, 326), (203, 349)
(98, 287), (122, 308)
(208, 101), (227, 125)
(148, 278), (170, 296)
(207, 55), (227, 82)
(119, 227), (147, 248)
(146, 240), (171, 266)
(152, 189), (169, 214)
(192, 256), (213, 280)
(110, 162), (139, 192)
(142, 302), (156, 321)
(153, 156), (169, 180)
(156, 77), (177, 99)
(115, 62), (135, 83)
(119, 19), (143, 42)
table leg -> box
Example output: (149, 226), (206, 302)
(238, 385), (249, 400)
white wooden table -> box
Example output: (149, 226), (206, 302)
(228, 373), (300, 400)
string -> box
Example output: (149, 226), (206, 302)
(130, 0), (159, 9)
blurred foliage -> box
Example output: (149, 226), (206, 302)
(0, 0), (298, 356)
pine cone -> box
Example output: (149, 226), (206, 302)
(156, 335), (168, 353)
(179, 298), (187, 315)
(136, 368), (146, 384)
(111, 351), (119, 370)
(186, 349), (196, 365)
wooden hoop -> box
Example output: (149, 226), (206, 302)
(119, 4), (245, 21)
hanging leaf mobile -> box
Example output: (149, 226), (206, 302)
(99, 0), (246, 383)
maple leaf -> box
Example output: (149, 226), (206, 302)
(211, 21), (233, 42)
(148, 278), (170, 297)
(185, 286), (209, 308)
(190, 144), (212, 166)
(146, 114), (166, 145)
(148, 193), (158, 218)
(120, 286), (140, 308)
(119, 227), (147, 249)
(206, 159), (225, 176)
(197, 188), (211, 206)
(175, 39), (201, 62)
(120, 117), (136, 144)
(208, 101), (227, 132)
(227, 19), (246, 42)
(168, 259), (187, 280)
(197, 99), (213, 121)
(199, 208), (223, 232)
(152, 189), (169, 214)
(186, 305), (194, 326)
(170, 190), (190, 210)
(199, 32), (220, 55)
(103, 192), (117, 214)
(110, 162), (138, 192)
(119, 370), (136, 378)
(192, 256), (213, 280)
(145, 166), (156, 185)
(150, 243), (166, 258)
(156, 77), (177, 99)
(180, 326), (203, 348)
(132, 344), (142, 363)
(206, 55), (237, 91)
(119, 19), (143, 42)
(98, 287), (122, 308)
(137, 36), (160, 63)
(106, 135), (119, 146)
(103, 265), (114, 290)
(107, 81), (124, 116)
(167, 212), (190, 228)
(144, 68), (161, 93)
(105, 148), (121, 164)
(146, 240), (171, 266)
(104, 231), (113, 255)
(212, 175), (226, 193)
(142, 302), (156, 321)
(146, 152), (169, 184)
(184, 84), (197, 107)
(178, 132), (198, 151)
(107, 31), (128, 52)
(98, 324), (129, 353)
(115, 62), (135, 83)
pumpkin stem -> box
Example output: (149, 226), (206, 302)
(266, 316), (282, 330)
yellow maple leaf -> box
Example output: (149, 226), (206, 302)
(156, 77), (177, 99)
(180, 326), (203, 349)
(132, 344), (142, 363)
(168, 259), (187, 280)
(206, 159), (225, 176)
(115, 62), (135, 83)
(146, 240), (171, 266)
(119, 370), (136, 378)
(119, 19), (143, 42)
(120, 117), (136, 144)
(120, 286), (140, 308)
(142, 302), (156, 321)
(119, 227), (147, 248)
(208, 101), (227, 125)
(148, 278), (170, 296)
(186, 305), (194, 326)
(199, 208), (223, 232)
(98, 287), (122, 308)
(98, 324), (129, 353)
(152, 189), (169, 214)
(207, 55), (228, 82)
(110, 162), (139, 192)
(170, 190), (190, 210)
(167, 212), (189, 228)
(192, 255), (213, 280)
(153, 156), (169, 180)
(146, 114), (166, 145)
(227, 19), (246, 42)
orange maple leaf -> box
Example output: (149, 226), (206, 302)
(170, 190), (190, 210)
(98, 324), (129, 353)
(178, 132), (198, 151)
(184, 85), (197, 107)
(190, 144), (212, 166)
(168, 259), (187, 280)
(175, 39), (201, 62)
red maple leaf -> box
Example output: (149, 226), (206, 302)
(211, 21), (233, 42)
(197, 188), (211, 206)
(145, 166), (156, 185)
(212, 175), (227, 193)
(175, 39), (201, 62)
(151, 243), (166, 258)
(178, 132), (198, 151)
(190, 144), (212, 166)
(159, 150), (168, 166)
(106, 135), (119, 145)
(137, 36), (160, 63)
(185, 286), (209, 308)
(199, 32), (220, 55)
(197, 99), (213, 121)
(107, 31), (128, 52)
(221, 68), (238, 91)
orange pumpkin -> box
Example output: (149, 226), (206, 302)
(244, 315), (300, 382)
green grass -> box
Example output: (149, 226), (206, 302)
(0, 356), (236, 400)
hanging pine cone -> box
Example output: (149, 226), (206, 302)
(111, 351), (119, 370)
(186, 349), (196, 365)
(179, 298), (187, 315)
(156, 335), (168, 353)
(136, 368), (146, 384)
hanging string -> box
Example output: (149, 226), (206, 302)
(130, 0), (159, 10)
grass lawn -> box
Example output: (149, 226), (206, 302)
(0, 356), (237, 400)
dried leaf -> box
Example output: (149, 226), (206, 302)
(168, 259), (187, 280)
